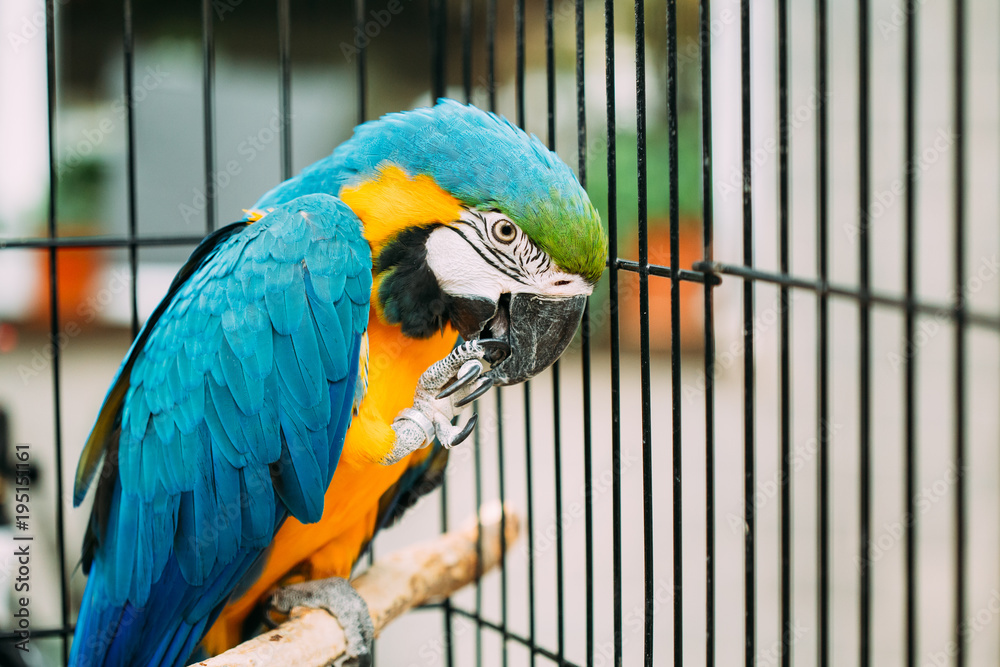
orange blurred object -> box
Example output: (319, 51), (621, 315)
(31, 246), (104, 328)
(618, 217), (706, 353)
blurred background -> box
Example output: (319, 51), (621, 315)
(0, 0), (998, 665)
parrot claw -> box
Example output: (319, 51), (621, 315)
(438, 412), (478, 449)
(455, 375), (494, 408)
(475, 337), (512, 363)
(382, 339), (502, 465)
(268, 577), (374, 667)
(436, 359), (484, 399)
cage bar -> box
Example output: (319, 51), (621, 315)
(903, 0), (918, 664)
(815, 0), (831, 664)
(699, 1), (716, 665)
(740, 2), (756, 665)
(951, 1), (967, 664)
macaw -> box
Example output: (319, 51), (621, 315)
(69, 99), (607, 667)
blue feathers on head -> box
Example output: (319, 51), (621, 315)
(254, 99), (607, 283)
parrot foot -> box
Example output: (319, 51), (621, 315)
(381, 339), (509, 465)
(268, 577), (374, 667)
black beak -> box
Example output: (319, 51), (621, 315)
(483, 293), (587, 386)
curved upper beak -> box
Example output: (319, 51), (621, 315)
(482, 293), (587, 386)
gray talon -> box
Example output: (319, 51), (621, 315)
(436, 360), (483, 399)
(448, 413), (478, 448)
(269, 577), (374, 667)
(455, 376), (494, 408)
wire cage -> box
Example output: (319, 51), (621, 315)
(0, 0), (998, 666)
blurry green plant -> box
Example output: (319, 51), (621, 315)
(56, 158), (106, 226)
(582, 107), (705, 346)
(586, 109), (703, 236)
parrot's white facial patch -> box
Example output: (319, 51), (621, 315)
(424, 209), (594, 302)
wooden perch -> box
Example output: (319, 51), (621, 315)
(196, 501), (520, 667)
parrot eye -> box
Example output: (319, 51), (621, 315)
(492, 220), (517, 244)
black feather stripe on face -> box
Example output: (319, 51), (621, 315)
(375, 224), (496, 339)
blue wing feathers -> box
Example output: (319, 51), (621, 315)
(270, 431), (323, 524)
(239, 463), (274, 547)
(325, 345), (359, 473)
(72, 194), (371, 666)
(173, 379), (203, 435)
(305, 288), (349, 380)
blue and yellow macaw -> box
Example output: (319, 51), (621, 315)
(69, 99), (607, 666)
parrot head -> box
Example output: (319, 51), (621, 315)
(329, 99), (608, 386)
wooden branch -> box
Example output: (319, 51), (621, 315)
(196, 501), (520, 667)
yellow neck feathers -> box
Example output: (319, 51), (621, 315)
(339, 165), (463, 256)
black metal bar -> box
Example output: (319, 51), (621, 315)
(495, 389), (509, 667)
(618, 259), (720, 285)
(552, 365), (565, 665)
(522, 378), (537, 667)
(355, 0), (366, 123)
(485, 7), (507, 664)
(576, 2), (594, 664)
(427, 4), (451, 665)
(122, 0), (139, 338)
(473, 414), (484, 667)
(459, 6), (482, 665)
(699, 0), (715, 664)
(277, 0), (291, 180)
(692, 262), (1000, 330)
(45, 0), (69, 661)
(740, 1), (755, 665)
(461, 0), (472, 103)
(637, 0), (654, 662)
(440, 606), (585, 667)
(544, 1), (566, 662)
(430, 0), (446, 100)
(515, 0), (525, 128)
(0, 627), (73, 642)
(486, 0), (497, 112)
(604, 1), (623, 664)
(902, 0), (918, 664)
(439, 472), (454, 667)
(546, 0), (557, 145)
(664, 0), (681, 665)
(0, 234), (210, 250)
(512, 4), (536, 663)
(858, 0), (872, 660)
(815, 0), (830, 663)
(952, 1), (967, 664)
(201, 0), (216, 233)
(776, 0), (792, 664)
